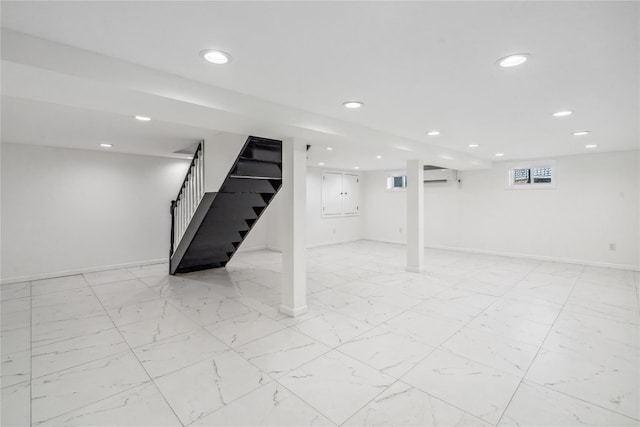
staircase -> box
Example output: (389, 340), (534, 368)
(170, 136), (282, 274)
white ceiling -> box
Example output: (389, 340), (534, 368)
(1, 1), (638, 170)
(1, 97), (213, 160)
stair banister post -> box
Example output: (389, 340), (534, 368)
(170, 200), (176, 257)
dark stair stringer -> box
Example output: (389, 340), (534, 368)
(170, 136), (282, 274)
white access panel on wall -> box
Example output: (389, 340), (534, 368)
(322, 172), (343, 215)
(322, 171), (360, 217)
(342, 173), (360, 214)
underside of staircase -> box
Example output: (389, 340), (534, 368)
(170, 136), (282, 274)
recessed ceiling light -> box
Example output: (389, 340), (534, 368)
(343, 101), (364, 109)
(495, 153), (505, 157)
(327, 147), (334, 151)
(135, 115), (151, 121)
(497, 53), (530, 68)
(427, 131), (440, 136)
(318, 162), (325, 166)
(200, 50), (231, 64)
(553, 110), (573, 117)
(354, 166), (360, 170)
(376, 155), (382, 159)
(100, 143), (113, 148)
(468, 144), (479, 148)
(572, 131), (590, 136)
(585, 144), (598, 149)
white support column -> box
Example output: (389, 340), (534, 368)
(280, 138), (308, 317)
(407, 159), (425, 272)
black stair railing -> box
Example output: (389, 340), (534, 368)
(170, 141), (204, 257)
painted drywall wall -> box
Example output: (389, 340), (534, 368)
(203, 132), (248, 193)
(0, 143), (269, 282)
(364, 151), (640, 269)
(266, 167), (364, 250)
(363, 169), (408, 245)
(239, 216), (268, 252)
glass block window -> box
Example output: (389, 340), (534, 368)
(513, 168), (531, 184)
(533, 167), (552, 183)
(507, 161), (555, 189)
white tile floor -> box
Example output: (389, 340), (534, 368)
(1, 240), (639, 426)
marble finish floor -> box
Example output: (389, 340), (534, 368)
(1, 240), (639, 426)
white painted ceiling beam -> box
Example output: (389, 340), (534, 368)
(1, 30), (490, 170)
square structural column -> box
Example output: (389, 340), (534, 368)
(407, 159), (424, 272)
(280, 138), (308, 317)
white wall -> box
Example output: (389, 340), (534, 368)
(364, 151), (640, 269)
(1, 143), (191, 282)
(0, 141), (272, 282)
(266, 167), (364, 250)
(203, 132), (248, 193)
(364, 170), (408, 244)
(239, 216), (268, 252)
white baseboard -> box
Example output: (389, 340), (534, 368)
(363, 237), (407, 246)
(0, 258), (169, 285)
(5, 240), (635, 285)
(280, 304), (308, 317)
(422, 243), (640, 271)
(359, 238), (639, 271)
(265, 237), (363, 253)
(306, 238), (363, 249)
(237, 244), (268, 253)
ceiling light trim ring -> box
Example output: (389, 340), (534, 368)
(497, 53), (530, 68)
(200, 49), (232, 65)
(343, 101), (364, 109)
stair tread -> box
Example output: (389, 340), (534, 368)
(229, 175), (282, 180)
(238, 156), (281, 165)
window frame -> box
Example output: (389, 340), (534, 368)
(505, 160), (557, 190)
(386, 172), (407, 192)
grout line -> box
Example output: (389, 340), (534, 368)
(188, 326), (335, 425)
(177, 270), (388, 425)
(17, 246), (639, 426)
(269, 379), (340, 426)
(521, 378), (640, 424)
(283, 275), (503, 426)
(138, 271), (336, 425)
(493, 264), (585, 426)
(369, 263), (543, 426)
(84, 279), (186, 427)
(331, 269), (514, 426)
(32, 381), (152, 426)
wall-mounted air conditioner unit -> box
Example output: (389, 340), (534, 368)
(423, 166), (457, 183)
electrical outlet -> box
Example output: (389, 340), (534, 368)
(332, 228), (336, 234)
(609, 243), (616, 251)
(399, 227), (403, 234)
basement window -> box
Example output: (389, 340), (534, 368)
(386, 174), (407, 190)
(507, 160), (556, 189)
